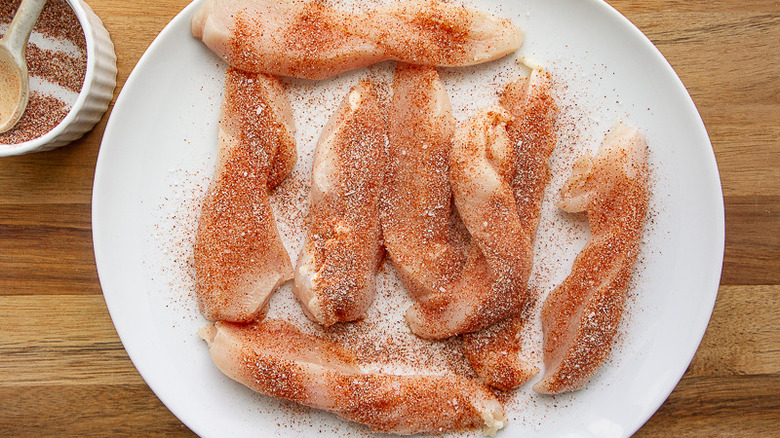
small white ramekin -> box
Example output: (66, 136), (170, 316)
(0, 0), (117, 156)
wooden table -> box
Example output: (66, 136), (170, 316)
(1, 0), (778, 436)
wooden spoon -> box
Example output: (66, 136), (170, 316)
(0, 0), (47, 134)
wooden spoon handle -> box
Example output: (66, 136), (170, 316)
(0, 0), (47, 63)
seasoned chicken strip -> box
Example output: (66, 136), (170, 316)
(534, 122), (650, 394)
(193, 68), (296, 322)
(381, 63), (465, 303)
(293, 80), (386, 326)
(192, 0), (385, 80)
(463, 314), (539, 391)
(191, 0), (523, 80)
(463, 69), (559, 390)
(361, 0), (524, 67)
(200, 319), (506, 435)
(407, 107), (533, 339)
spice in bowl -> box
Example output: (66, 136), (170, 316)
(0, 0), (87, 145)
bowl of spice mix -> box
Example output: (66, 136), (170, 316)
(0, 0), (116, 156)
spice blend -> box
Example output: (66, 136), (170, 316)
(0, 0), (86, 145)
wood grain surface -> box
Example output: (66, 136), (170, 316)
(1, 0), (778, 436)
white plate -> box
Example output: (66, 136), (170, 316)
(92, 0), (724, 437)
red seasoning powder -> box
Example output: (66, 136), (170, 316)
(0, 0), (87, 145)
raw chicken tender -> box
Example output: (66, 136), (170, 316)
(463, 315), (539, 391)
(463, 69), (559, 390)
(293, 80), (386, 327)
(380, 63), (465, 304)
(534, 122), (650, 394)
(194, 68), (296, 322)
(191, 0), (523, 80)
(200, 319), (506, 435)
(359, 0), (524, 67)
(192, 0), (384, 80)
(407, 107), (533, 339)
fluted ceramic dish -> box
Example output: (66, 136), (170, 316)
(0, 0), (117, 156)
(93, 0), (724, 437)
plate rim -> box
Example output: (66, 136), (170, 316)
(92, 0), (726, 436)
